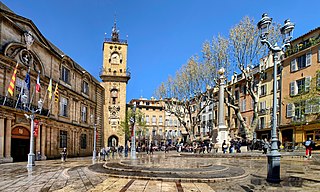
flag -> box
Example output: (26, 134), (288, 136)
(47, 78), (52, 99)
(36, 71), (41, 93)
(34, 120), (39, 137)
(24, 71), (30, 90)
(8, 62), (19, 96)
(54, 83), (59, 102)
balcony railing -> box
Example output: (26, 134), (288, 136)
(99, 67), (131, 78)
(285, 36), (320, 57)
(104, 38), (128, 44)
(0, 94), (49, 116)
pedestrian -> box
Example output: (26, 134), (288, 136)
(236, 139), (242, 153)
(102, 147), (107, 161)
(222, 140), (227, 154)
(62, 147), (67, 162)
(125, 144), (129, 157)
(262, 138), (270, 154)
(229, 142), (234, 153)
(304, 137), (314, 158)
(150, 143), (154, 154)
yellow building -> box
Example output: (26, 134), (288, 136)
(100, 22), (130, 147)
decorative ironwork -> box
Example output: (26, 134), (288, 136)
(104, 38), (127, 44)
(0, 94), (49, 116)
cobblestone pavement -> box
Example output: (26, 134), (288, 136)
(0, 151), (319, 192)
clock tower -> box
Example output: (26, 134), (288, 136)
(100, 21), (130, 147)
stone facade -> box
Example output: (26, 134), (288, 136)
(0, 3), (104, 163)
(128, 98), (185, 146)
(100, 23), (130, 147)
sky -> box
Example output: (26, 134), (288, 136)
(2, 0), (320, 101)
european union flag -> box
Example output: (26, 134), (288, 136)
(25, 72), (30, 90)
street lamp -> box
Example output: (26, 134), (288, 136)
(130, 102), (137, 159)
(90, 114), (98, 161)
(257, 13), (294, 183)
(22, 93), (43, 168)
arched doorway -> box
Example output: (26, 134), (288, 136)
(11, 126), (30, 162)
(108, 135), (119, 147)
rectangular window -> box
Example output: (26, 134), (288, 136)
(234, 90), (239, 100)
(260, 84), (267, 96)
(81, 106), (87, 123)
(159, 116), (163, 125)
(60, 130), (67, 148)
(146, 115), (149, 124)
(61, 66), (70, 84)
(152, 115), (156, 125)
(259, 117), (265, 129)
(80, 134), (87, 149)
(291, 52), (312, 72)
(82, 81), (89, 95)
(259, 101), (266, 111)
(60, 97), (68, 117)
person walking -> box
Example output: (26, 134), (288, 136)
(304, 137), (314, 158)
(62, 147), (67, 162)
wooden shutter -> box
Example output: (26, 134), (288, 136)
(286, 103), (295, 117)
(305, 99), (311, 114)
(290, 81), (296, 96)
(290, 59), (297, 72)
(306, 52), (312, 66)
(305, 76), (312, 92)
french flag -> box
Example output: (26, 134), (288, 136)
(36, 72), (41, 93)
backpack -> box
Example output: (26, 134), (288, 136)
(305, 140), (311, 146)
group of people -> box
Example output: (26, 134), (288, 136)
(222, 139), (243, 154)
(98, 145), (126, 160)
(59, 137), (316, 161)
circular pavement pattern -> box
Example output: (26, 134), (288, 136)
(89, 154), (249, 182)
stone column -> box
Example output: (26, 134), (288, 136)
(46, 126), (51, 158)
(5, 118), (12, 159)
(217, 68), (228, 147)
(0, 118), (4, 158)
(40, 124), (47, 159)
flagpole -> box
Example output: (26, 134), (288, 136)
(41, 81), (49, 114)
(28, 87), (35, 109)
(2, 91), (8, 106)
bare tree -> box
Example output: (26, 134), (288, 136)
(227, 16), (280, 139)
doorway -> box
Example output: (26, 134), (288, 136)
(11, 138), (29, 162)
(11, 126), (30, 162)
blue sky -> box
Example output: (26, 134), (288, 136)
(2, 0), (320, 101)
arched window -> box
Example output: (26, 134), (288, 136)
(110, 89), (118, 105)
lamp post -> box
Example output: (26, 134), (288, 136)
(257, 13), (294, 183)
(91, 114), (98, 161)
(22, 93), (43, 168)
(130, 102), (137, 159)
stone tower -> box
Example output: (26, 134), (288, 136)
(100, 21), (130, 147)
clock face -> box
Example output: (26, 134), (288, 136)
(111, 52), (120, 64)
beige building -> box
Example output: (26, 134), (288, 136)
(0, 3), (104, 163)
(129, 97), (185, 146)
(100, 22), (130, 147)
